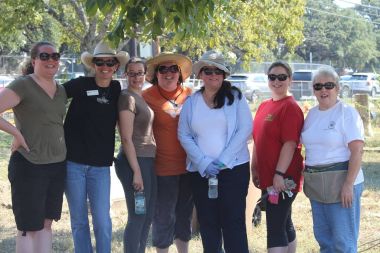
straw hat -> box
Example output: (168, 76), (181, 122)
(81, 41), (129, 70)
(193, 50), (230, 77)
(146, 52), (192, 83)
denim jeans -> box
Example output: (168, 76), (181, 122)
(65, 161), (112, 253)
(311, 183), (364, 253)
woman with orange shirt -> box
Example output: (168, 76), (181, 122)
(142, 53), (193, 253)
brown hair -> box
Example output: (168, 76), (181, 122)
(124, 57), (147, 73)
(267, 61), (293, 78)
(22, 41), (56, 75)
(150, 65), (184, 85)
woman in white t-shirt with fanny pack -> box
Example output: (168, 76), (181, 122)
(301, 67), (364, 253)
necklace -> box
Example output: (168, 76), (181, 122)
(157, 86), (183, 108)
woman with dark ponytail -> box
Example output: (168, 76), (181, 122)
(178, 51), (253, 253)
(0, 41), (67, 253)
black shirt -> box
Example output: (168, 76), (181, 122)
(63, 77), (121, 166)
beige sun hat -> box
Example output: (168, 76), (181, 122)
(193, 50), (230, 78)
(81, 41), (129, 70)
(145, 52), (192, 83)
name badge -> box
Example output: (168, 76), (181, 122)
(86, 90), (99, 96)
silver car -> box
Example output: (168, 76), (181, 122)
(227, 73), (269, 102)
(348, 73), (380, 97)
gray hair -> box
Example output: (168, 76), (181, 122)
(312, 67), (340, 85)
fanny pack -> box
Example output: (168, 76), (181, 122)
(303, 161), (348, 203)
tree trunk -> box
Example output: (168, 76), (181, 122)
(128, 38), (138, 57)
(152, 37), (161, 56)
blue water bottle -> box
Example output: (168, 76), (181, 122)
(134, 191), (146, 215)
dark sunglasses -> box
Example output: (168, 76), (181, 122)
(268, 74), (288, 81)
(93, 59), (118, 67)
(126, 72), (145, 77)
(38, 52), (61, 61)
(157, 65), (180, 74)
(313, 82), (336, 91)
(202, 68), (224, 76)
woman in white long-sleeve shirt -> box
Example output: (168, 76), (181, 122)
(178, 50), (252, 253)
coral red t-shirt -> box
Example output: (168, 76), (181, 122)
(143, 85), (192, 176)
(253, 96), (304, 192)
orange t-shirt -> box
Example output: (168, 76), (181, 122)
(142, 85), (192, 176)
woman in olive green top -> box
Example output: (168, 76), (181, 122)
(0, 41), (67, 253)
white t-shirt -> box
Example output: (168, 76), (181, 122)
(192, 97), (227, 160)
(301, 101), (364, 184)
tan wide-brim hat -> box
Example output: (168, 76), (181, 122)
(146, 52), (192, 83)
(193, 50), (230, 78)
(81, 41), (129, 70)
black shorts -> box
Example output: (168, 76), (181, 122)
(8, 151), (66, 231)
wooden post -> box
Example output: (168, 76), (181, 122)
(354, 94), (373, 136)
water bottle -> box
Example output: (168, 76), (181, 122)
(134, 191), (146, 215)
(208, 176), (218, 199)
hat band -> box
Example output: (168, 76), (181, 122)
(94, 53), (116, 56)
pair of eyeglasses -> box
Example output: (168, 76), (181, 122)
(38, 52), (61, 61)
(157, 65), (180, 74)
(313, 82), (336, 91)
(202, 68), (224, 76)
(93, 59), (118, 67)
(268, 74), (288, 81)
(126, 72), (145, 77)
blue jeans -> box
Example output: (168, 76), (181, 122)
(65, 161), (112, 253)
(311, 183), (364, 253)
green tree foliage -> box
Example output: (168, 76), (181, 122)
(85, 0), (220, 46)
(298, 0), (377, 71)
(164, 0), (305, 64)
(0, 0), (116, 55)
(85, 0), (305, 67)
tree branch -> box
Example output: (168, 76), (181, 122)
(68, 0), (88, 30)
(44, 3), (83, 39)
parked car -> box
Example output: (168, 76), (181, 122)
(227, 73), (270, 102)
(183, 78), (203, 92)
(339, 75), (353, 98)
(348, 73), (380, 97)
(290, 70), (316, 100)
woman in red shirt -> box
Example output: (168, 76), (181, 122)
(251, 61), (304, 253)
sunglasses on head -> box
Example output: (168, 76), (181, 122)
(38, 52), (61, 61)
(157, 65), (180, 74)
(93, 59), (118, 67)
(126, 72), (145, 77)
(268, 74), (288, 81)
(202, 68), (224, 76)
(313, 82), (336, 91)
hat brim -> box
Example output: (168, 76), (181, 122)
(146, 53), (192, 83)
(81, 51), (129, 70)
(193, 60), (230, 78)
